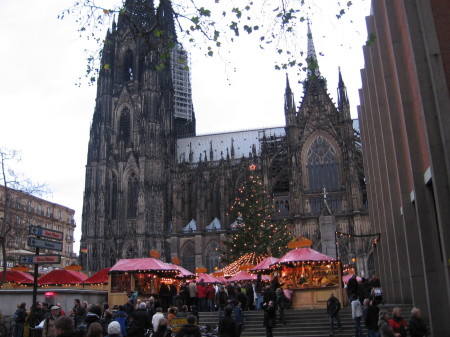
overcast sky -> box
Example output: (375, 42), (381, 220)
(0, 0), (371, 252)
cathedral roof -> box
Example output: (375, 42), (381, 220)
(176, 127), (285, 163)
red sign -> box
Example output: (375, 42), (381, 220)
(29, 225), (64, 241)
(19, 254), (61, 264)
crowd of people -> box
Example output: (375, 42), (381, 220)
(326, 274), (428, 337)
(11, 272), (428, 337)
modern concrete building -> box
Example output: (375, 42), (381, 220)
(0, 185), (77, 268)
(358, 1), (450, 335)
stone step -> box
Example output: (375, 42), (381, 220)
(195, 304), (413, 337)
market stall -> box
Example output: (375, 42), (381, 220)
(271, 247), (342, 309)
(108, 258), (179, 306)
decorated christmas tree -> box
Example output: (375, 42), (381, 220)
(223, 164), (292, 263)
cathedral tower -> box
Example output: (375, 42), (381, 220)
(80, 0), (191, 271)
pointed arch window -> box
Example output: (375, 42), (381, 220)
(127, 173), (138, 218)
(205, 241), (220, 273)
(119, 108), (131, 146)
(306, 136), (340, 192)
(111, 175), (118, 219)
(123, 49), (134, 82)
(181, 241), (195, 273)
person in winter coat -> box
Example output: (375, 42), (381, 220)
(408, 308), (427, 337)
(215, 286), (229, 319)
(378, 311), (398, 337)
(206, 284), (216, 312)
(326, 292), (342, 334)
(263, 301), (276, 337)
(365, 300), (380, 337)
(389, 307), (407, 337)
(43, 306), (62, 337)
(188, 281), (198, 307)
(351, 295), (363, 337)
(54, 317), (75, 337)
(151, 308), (164, 333)
(262, 286), (276, 307)
(159, 283), (171, 312)
(347, 275), (359, 299)
(73, 300), (86, 329)
(14, 302), (28, 337)
(106, 322), (122, 337)
(179, 283), (190, 307)
(131, 303), (151, 337)
(218, 305), (237, 337)
(112, 306), (128, 337)
(86, 323), (103, 337)
(152, 318), (171, 337)
(174, 315), (201, 337)
(197, 280), (207, 312)
(275, 288), (287, 324)
(233, 302), (244, 337)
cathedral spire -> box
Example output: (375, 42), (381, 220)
(337, 67), (350, 119)
(157, 0), (177, 41)
(306, 20), (321, 78)
(284, 74), (296, 126)
(118, 0), (155, 32)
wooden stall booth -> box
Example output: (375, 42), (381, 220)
(108, 258), (179, 307)
(271, 248), (343, 309)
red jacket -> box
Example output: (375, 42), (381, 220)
(197, 283), (207, 298)
(207, 285), (216, 300)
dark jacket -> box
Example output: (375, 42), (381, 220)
(14, 308), (27, 324)
(326, 296), (341, 316)
(262, 289), (276, 305)
(263, 304), (276, 328)
(365, 304), (379, 331)
(409, 316), (427, 337)
(276, 292), (287, 310)
(218, 316), (237, 337)
(174, 324), (201, 337)
(378, 317), (396, 337)
(73, 305), (86, 327)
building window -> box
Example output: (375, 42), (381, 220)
(306, 136), (340, 192)
(123, 49), (134, 82)
(181, 241), (195, 273)
(111, 175), (118, 219)
(127, 173), (138, 218)
(119, 108), (131, 146)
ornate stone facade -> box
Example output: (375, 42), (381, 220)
(80, 0), (370, 274)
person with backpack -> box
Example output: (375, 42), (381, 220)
(215, 285), (229, 319)
(14, 302), (28, 337)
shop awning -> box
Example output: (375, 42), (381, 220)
(109, 258), (179, 275)
(0, 271), (34, 284)
(84, 268), (110, 284)
(274, 248), (336, 266)
(194, 273), (222, 284)
(38, 269), (87, 285)
(250, 257), (280, 272)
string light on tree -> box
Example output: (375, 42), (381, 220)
(223, 164), (293, 263)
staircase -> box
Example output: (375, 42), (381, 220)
(198, 304), (412, 337)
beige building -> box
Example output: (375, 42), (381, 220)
(0, 185), (77, 268)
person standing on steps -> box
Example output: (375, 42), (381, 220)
(263, 301), (276, 337)
(326, 292), (342, 335)
(351, 294), (364, 337)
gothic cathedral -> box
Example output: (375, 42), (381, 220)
(80, 0), (371, 274)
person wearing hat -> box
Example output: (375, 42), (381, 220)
(43, 306), (61, 337)
(106, 321), (122, 337)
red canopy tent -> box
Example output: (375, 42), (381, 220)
(250, 257), (280, 273)
(84, 268), (110, 284)
(273, 248), (335, 266)
(194, 273), (222, 284)
(168, 264), (194, 279)
(38, 270), (87, 286)
(0, 271), (34, 284)
(109, 258), (178, 275)
(228, 271), (256, 282)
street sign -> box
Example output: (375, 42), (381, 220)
(27, 237), (63, 252)
(19, 254), (61, 265)
(29, 225), (64, 241)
